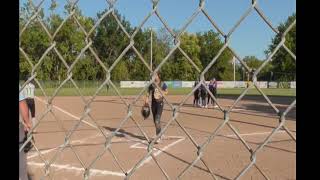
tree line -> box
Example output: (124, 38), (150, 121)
(19, 2), (296, 82)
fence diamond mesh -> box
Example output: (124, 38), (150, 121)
(19, 0), (296, 179)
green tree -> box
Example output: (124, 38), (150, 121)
(111, 61), (129, 81)
(243, 56), (262, 69)
(242, 56), (271, 81)
(20, 1), (96, 81)
(127, 29), (150, 80)
(197, 30), (234, 80)
(153, 28), (174, 80)
(266, 13), (296, 81)
(170, 33), (202, 80)
(93, 10), (132, 80)
(20, 2), (51, 80)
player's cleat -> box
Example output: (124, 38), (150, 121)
(155, 135), (163, 144)
(23, 132), (34, 153)
(24, 140), (33, 153)
(214, 105), (218, 108)
(205, 105), (208, 108)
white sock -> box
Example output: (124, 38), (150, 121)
(32, 118), (37, 128)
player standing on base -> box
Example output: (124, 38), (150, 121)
(144, 72), (168, 143)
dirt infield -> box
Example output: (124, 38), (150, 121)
(27, 95), (296, 180)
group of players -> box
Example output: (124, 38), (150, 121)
(193, 78), (218, 108)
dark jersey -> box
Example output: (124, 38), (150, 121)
(149, 82), (168, 102)
(209, 83), (214, 91)
(194, 81), (200, 95)
(200, 84), (207, 97)
(209, 81), (217, 91)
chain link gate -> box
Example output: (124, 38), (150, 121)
(19, 0), (296, 179)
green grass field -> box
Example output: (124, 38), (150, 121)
(35, 87), (296, 97)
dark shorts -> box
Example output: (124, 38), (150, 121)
(201, 90), (207, 98)
(26, 98), (35, 118)
(194, 89), (199, 98)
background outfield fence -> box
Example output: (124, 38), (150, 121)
(19, 80), (117, 89)
(18, 80), (296, 89)
(19, 0), (296, 179)
(120, 81), (296, 89)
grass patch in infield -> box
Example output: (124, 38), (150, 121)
(35, 87), (295, 97)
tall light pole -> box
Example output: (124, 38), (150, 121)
(150, 28), (153, 71)
(243, 67), (245, 81)
(233, 56), (236, 87)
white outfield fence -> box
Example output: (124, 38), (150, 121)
(120, 81), (296, 89)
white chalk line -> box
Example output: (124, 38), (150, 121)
(27, 132), (127, 177)
(28, 129), (290, 159)
(128, 129), (291, 169)
(30, 98), (294, 177)
(130, 135), (185, 149)
(28, 130), (148, 159)
(27, 147), (58, 159)
(132, 137), (186, 170)
(28, 126), (185, 177)
(32, 97), (186, 177)
(27, 133), (102, 160)
(35, 96), (97, 129)
(27, 129), (291, 177)
(28, 161), (126, 177)
(130, 142), (148, 149)
(224, 130), (287, 138)
(27, 129), (292, 177)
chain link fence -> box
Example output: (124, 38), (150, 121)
(19, 0), (296, 179)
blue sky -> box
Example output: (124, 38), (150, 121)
(20, 0), (296, 60)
